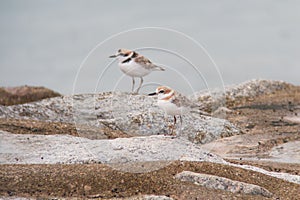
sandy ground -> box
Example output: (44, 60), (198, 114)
(1, 161), (300, 199)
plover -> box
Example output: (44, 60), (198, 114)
(149, 86), (208, 135)
(110, 49), (165, 93)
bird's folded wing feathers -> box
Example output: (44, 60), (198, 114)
(172, 92), (211, 116)
(135, 56), (165, 71)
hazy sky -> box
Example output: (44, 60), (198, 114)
(1, 0), (299, 94)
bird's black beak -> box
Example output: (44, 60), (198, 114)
(109, 54), (118, 58)
(148, 92), (157, 96)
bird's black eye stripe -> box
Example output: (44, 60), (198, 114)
(159, 90), (164, 93)
(119, 53), (129, 57)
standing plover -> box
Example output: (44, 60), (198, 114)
(110, 49), (165, 93)
(149, 86), (208, 135)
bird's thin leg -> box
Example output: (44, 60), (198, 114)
(131, 77), (135, 92)
(135, 77), (143, 94)
(171, 115), (176, 135)
(164, 114), (169, 136)
(178, 115), (183, 136)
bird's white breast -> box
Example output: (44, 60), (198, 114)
(119, 61), (151, 77)
(157, 100), (184, 116)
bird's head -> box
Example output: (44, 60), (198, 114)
(109, 49), (135, 62)
(148, 86), (174, 100)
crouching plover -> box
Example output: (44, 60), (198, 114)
(149, 86), (208, 136)
(110, 49), (165, 93)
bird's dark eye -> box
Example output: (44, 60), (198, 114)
(118, 49), (121, 53)
(159, 90), (164, 94)
(124, 53), (129, 56)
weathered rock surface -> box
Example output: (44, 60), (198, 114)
(200, 79), (300, 167)
(0, 92), (240, 144)
(193, 79), (294, 112)
(0, 130), (224, 170)
(269, 141), (300, 163)
(175, 171), (273, 197)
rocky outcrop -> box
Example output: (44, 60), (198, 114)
(175, 171), (273, 197)
(0, 80), (296, 143)
(0, 91), (240, 144)
(0, 86), (61, 106)
(193, 79), (294, 113)
(0, 130), (225, 168)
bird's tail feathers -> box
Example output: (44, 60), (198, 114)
(191, 109), (211, 117)
(190, 104), (211, 117)
(154, 65), (165, 71)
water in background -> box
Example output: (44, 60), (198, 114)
(0, 0), (299, 95)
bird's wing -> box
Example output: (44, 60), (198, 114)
(134, 56), (165, 71)
(171, 92), (194, 108)
(172, 92), (211, 116)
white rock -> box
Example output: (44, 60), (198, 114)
(175, 171), (273, 197)
(0, 130), (225, 171)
